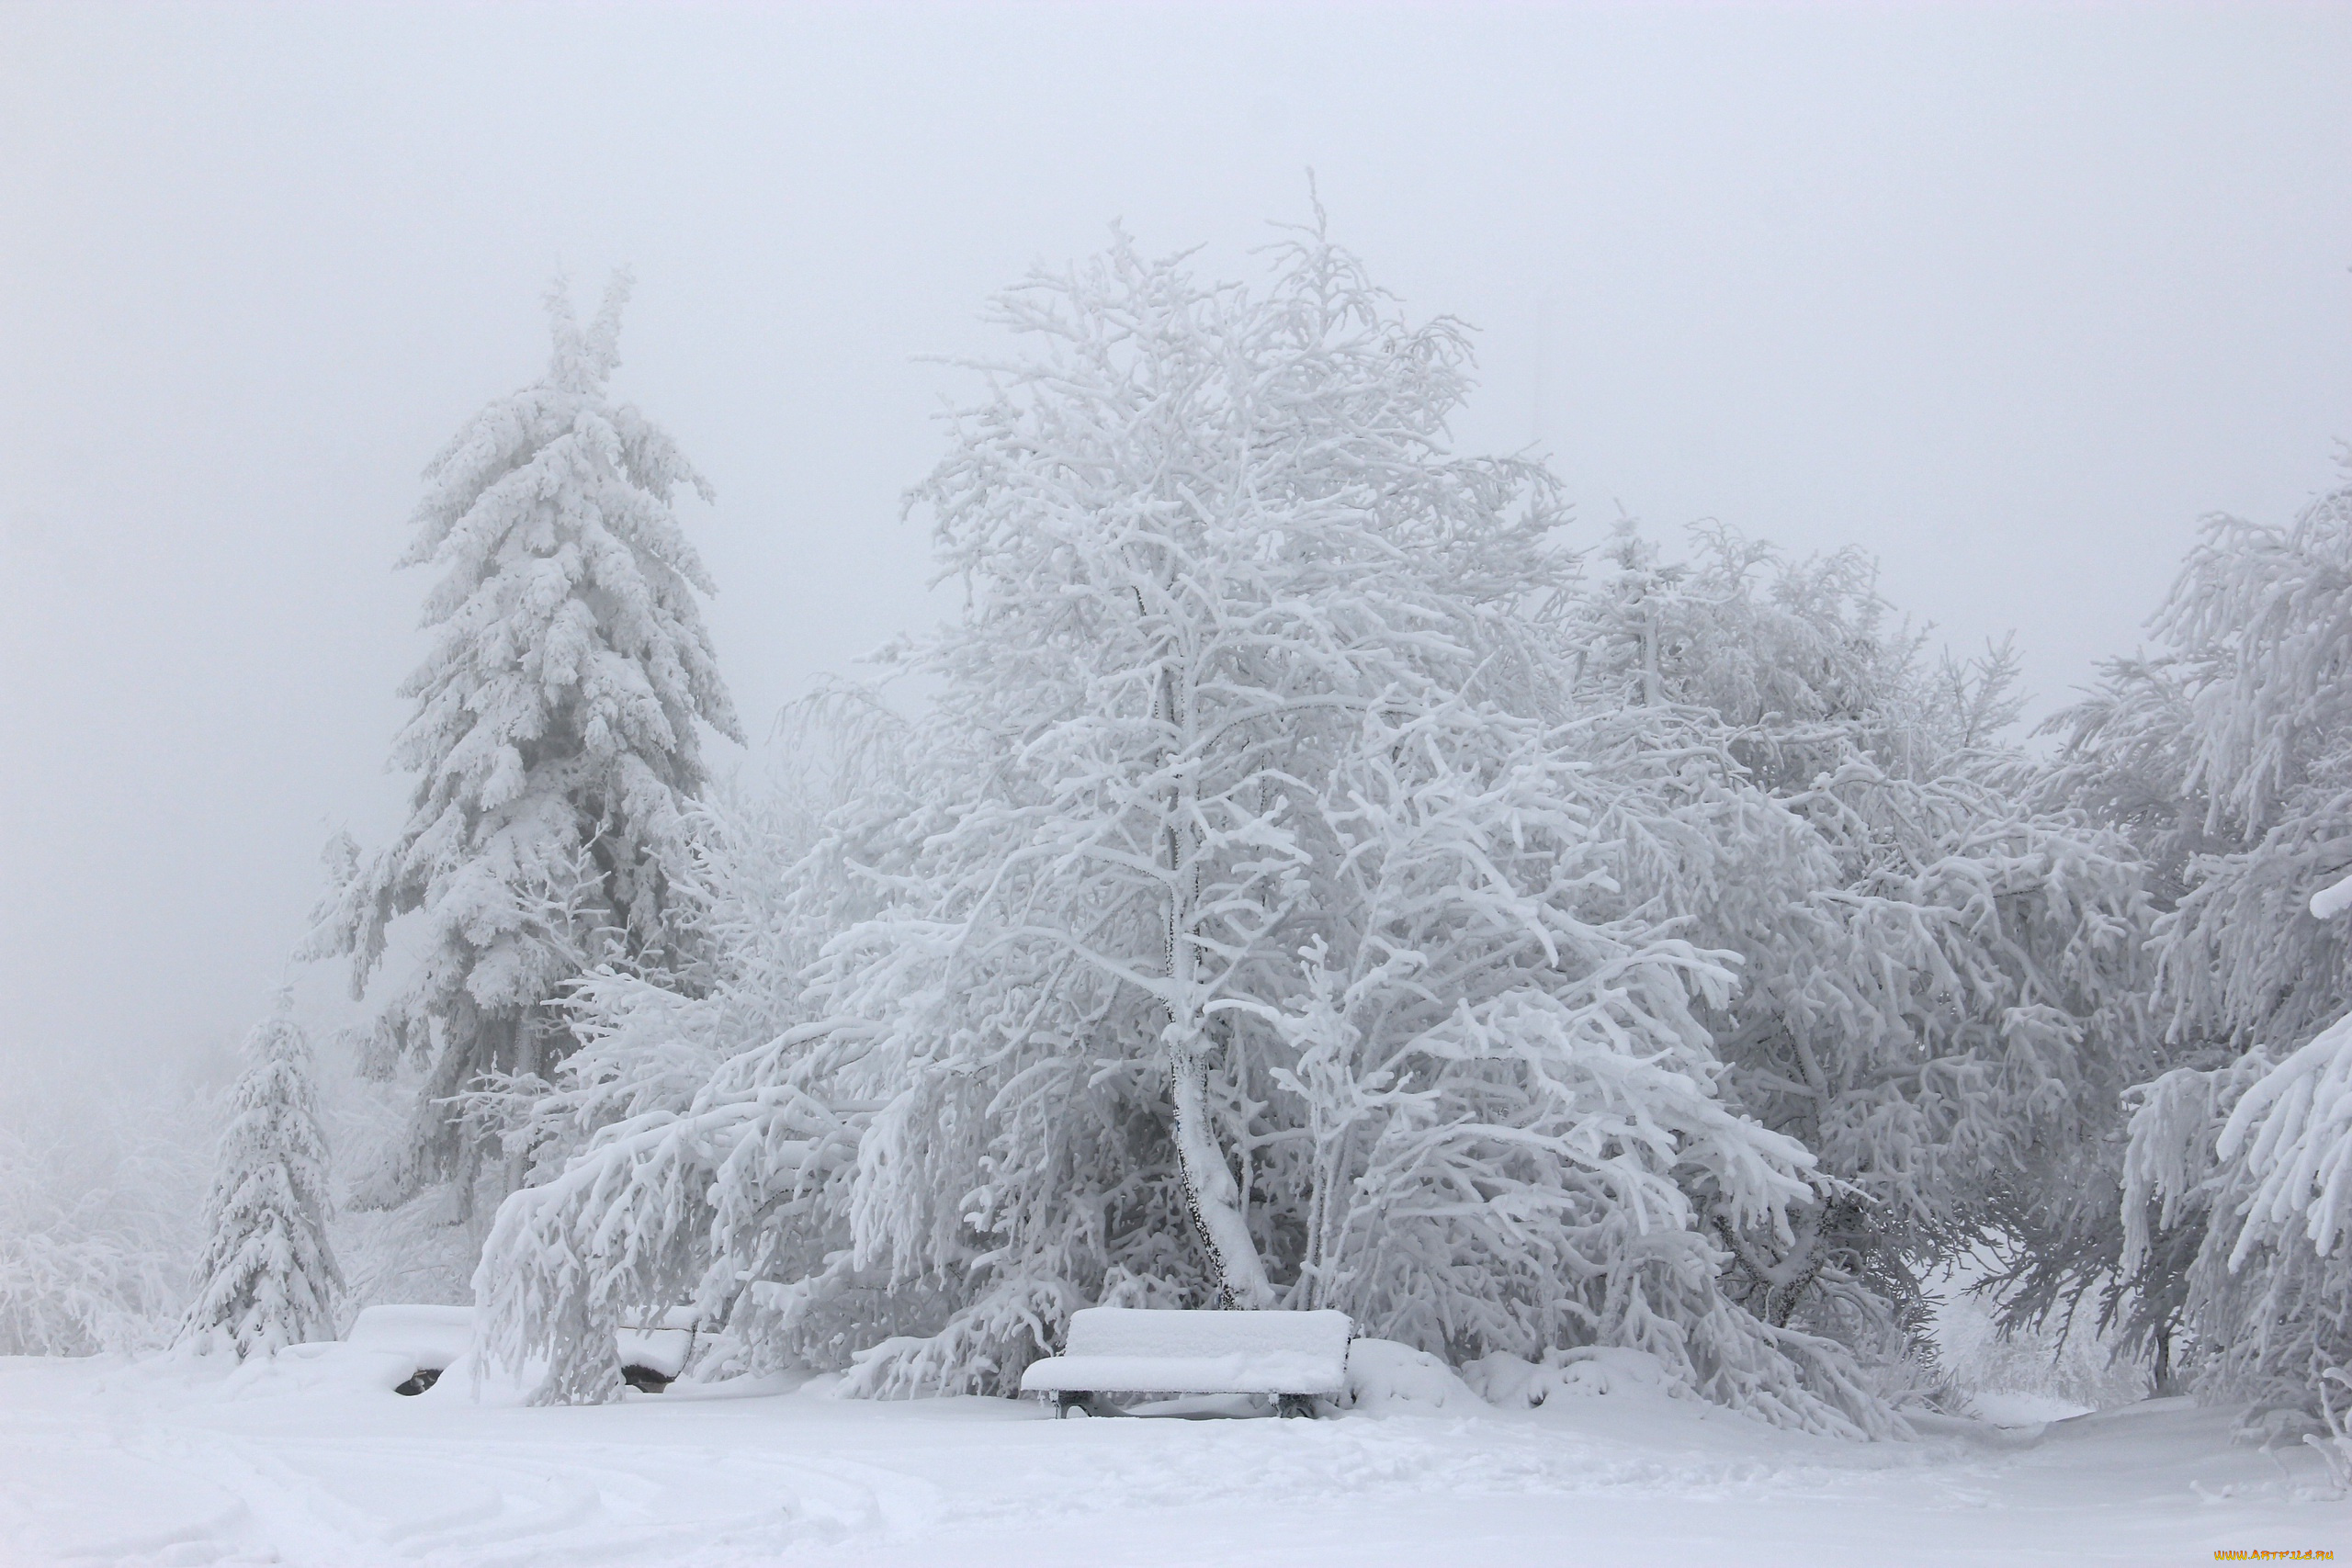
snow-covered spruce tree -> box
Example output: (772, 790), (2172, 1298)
(2097, 467), (2352, 1408)
(478, 223), (1894, 1435)
(178, 991), (342, 1358)
(1560, 525), (2151, 1372)
(312, 272), (742, 1229)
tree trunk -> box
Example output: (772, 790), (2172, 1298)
(503, 1012), (540, 1199)
(1151, 624), (1274, 1309)
(1169, 1036), (1276, 1308)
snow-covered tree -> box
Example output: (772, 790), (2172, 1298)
(2118, 1015), (2352, 1410)
(2094, 466), (2352, 1407)
(476, 223), (1895, 1436)
(312, 272), (742, 1224)
(0, 1073), (209, 1356)
(179, 991), (343, 1358)
(1264, 699), (1892, 1433)
(1562, 525), (2153, 1365)
(820, 220), (1567, 1326)
(2142, 480), (2352, 1053)
(1990, 648), (2219, 1378)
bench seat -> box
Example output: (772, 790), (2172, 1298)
(1020, 1308), (1352, 1415)
(345, 1303), (475, 1395)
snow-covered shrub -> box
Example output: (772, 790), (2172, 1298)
(1340, 1338), (1485, 1415)
(527, 766), (857, 1179)
(332, 1195), (481, 1314)
(311, 270), (741, 1227)
(1464, 1346), (1677, 1408)
(179, 991), (344, 1358)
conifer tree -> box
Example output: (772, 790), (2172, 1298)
(313, 272), (741, 1221)
(180, 990), (342, 1358)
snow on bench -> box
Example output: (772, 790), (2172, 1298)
(345, 1304), (473, 1394)
(1020, 1307), (1352, 1418)
(345, 1303), (696, 1396)
(616, 1306), (700, 1392)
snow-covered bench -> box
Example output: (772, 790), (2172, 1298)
(345, 1303), (696, 1396)
(616, 1307), (699, 1393)
(346, 1304), (473, 1395)
(1020, 1307), (1352, 1418)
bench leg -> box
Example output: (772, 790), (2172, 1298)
(1054, 1391), (1096, 1418)
(1276, 1393), (1315, 1420)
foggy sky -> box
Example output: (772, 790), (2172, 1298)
(5, 2), (2348, 1082)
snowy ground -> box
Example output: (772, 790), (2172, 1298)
(1, 1350), (2344, 1568)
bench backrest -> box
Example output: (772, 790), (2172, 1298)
(1062, 1306), (1351, 1360)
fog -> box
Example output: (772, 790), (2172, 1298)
(3, 2), (2347, 1086)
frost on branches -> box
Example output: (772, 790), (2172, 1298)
(179, 991), (343, 1359)
(312, 272), (742, 1227)
(477, 223), (1897, 1436)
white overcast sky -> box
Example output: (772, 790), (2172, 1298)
(4, 2), (2349, 1079)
